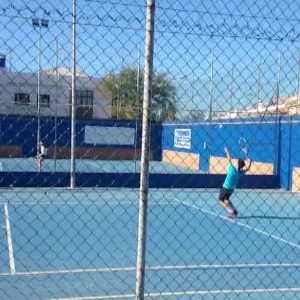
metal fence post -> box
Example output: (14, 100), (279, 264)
(135, 0), (155, 299)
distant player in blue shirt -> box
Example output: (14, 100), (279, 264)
(219, 147), (252, 218)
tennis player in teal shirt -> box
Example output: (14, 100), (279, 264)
(219, 147), (252, 218)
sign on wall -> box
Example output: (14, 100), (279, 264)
(84, 126), (135, 145)
(174, 128), (191, 149)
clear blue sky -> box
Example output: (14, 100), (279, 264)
(1, 0), (299, 113)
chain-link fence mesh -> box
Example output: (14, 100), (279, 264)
(0, 0), (300, 299)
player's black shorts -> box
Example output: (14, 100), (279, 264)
(39, 154), (46, 159)
(219, 187), (233, 201)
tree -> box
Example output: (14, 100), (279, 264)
(98, 67), (177, 121)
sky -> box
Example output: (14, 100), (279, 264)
(0, 0), (299, 113)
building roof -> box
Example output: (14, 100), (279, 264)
(42, 67), (88, 77)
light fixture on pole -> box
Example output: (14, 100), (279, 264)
(32, 18), (49, 157)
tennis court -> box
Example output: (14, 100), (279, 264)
(0, 158), (201, 174)
(0, 188), (299, 299)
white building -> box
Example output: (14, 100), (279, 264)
(284, 94), (300, 115)
(216, 95), (300, 119)
(0, 67), (112, 119)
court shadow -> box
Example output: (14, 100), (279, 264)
(239, 215), (300, 220)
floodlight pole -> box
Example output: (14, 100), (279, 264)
(256, 57), (262, 105)
(54, 37), (59, 172)
(296, 50), (300, 114)
(134, 47), (141, 173)
(209, 50), (214, 120)
(70, 0), (77, 188)
(37, 26), (41, 156)
(274, 53), (281, 176)
(32, 18), (49, 157)
(229, 66), (234, 113)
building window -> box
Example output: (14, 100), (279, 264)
(76, 90), (93, 107)
(39, 94), (50, 107)
(15, 93), (30, 105)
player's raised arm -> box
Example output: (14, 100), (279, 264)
(224, 147), (231, 164)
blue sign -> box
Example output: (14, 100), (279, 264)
(174, 128), (191, 149)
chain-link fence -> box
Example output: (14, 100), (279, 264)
(0, 0), (300, 299)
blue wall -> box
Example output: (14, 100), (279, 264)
(0, 115), (163, 160)
(163, 118), (277, 170)
(1, 114), (300, 190)
(279, 116), (300, 190)
(162, 117), (300, 190)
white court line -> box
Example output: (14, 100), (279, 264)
(4, 201), (180, 207)
(174, 198), (300, 250)
(0, 267), (135, 277)
(5, 202), (137, 206)
(3, 203), (15, 274)
(1, 262), (300, 277)
(48, 287), (300, 300)
(49, 294), (135, 300)
(147, 263), (300, 270)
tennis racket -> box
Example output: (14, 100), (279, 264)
(238, 137), (249, 159)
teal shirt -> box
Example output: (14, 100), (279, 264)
(223, 163), (243, 190)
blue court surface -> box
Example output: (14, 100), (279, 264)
(0, 188), (300, 299)
(0, 158), (201, 174)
